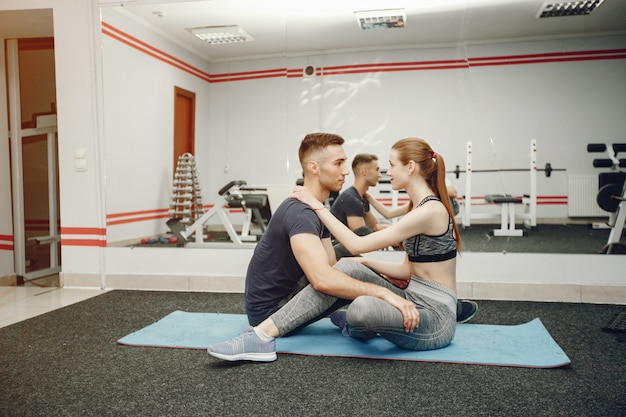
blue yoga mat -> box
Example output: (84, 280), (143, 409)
(117, 311), (571, 368)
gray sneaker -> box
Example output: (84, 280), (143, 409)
(207, 326), (277, 362)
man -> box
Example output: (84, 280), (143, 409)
(208, 133), (418, 361)
(330, 154), (389, 239)
(331, 154), (478, 323)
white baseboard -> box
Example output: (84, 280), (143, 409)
(63, 272), (625, 305)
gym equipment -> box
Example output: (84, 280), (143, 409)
(449, 161), (562, 179)
(169, 153), (204, 225)
(167, 180), (271, 248)
(587, 143), (626, 253)
(460, 140), (549, 236)
(483, 194), (524, 237)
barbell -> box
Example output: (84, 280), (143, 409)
(448, 162), (564, 179)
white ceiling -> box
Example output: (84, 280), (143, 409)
(1, 0), (625, 61)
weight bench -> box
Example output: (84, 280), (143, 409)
(167, 180), (271, 247)
(225, 191), (270, 241)
(484, 194), (524, 237)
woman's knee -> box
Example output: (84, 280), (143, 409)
(347, 296), (387, 326)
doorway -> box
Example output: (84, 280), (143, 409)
(173, 86), (195, 173)
(5, 36), (60, 281)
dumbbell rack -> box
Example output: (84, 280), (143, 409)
(169, 153), (204, 226)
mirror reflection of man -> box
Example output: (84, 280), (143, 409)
(330, 154), (390, 243)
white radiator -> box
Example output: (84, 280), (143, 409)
(567, 175), (607, 217)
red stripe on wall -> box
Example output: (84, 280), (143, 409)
(328, 59), (469, 71)
(106, 208), (171, 226)
(324, 64), (469, 76)
(0, 234), (14, 241)
(323, 59), (469, 75)
(104, 205), (250, 227)
(286, 68), (305, 78)
(102, 23), (211, 83)
(61, 227), (106, 248)
(468, 48), (626, 63)
(106, 208), (169, 219)
(0, 243), (14, 251)
(60, 227), (106, 235)
(61, 239), (107, 248)
(210, 70), (287, 83)
(102, 22), (626, 85)
(59, 227), (106, 248)
(468, 53), (626, 68)
(107, 214), (171, 226)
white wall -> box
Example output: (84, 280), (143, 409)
(200, 38), (626, 212)
(1, 1), (624, 303)
(1, 0), (104, 277)
(100, 23), (626, 245)
(101, 8), (214, 243)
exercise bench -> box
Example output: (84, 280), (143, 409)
(484, 194), (524, 236)
(167, 180), (271, 248)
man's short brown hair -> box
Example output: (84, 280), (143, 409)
(298, 133), (345, 165)
(351, 153), (378, 173)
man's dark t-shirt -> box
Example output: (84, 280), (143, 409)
(244, 198), (330, 325)
(330, 186), (370, 227)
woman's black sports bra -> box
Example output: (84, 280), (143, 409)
(402, 195), (457, 263)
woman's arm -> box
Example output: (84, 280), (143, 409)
(366, 193), (410, 219)
(351, 255), (411, 282)
(291, 186), (424, 255)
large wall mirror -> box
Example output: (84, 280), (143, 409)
(98, 0), (626, 255)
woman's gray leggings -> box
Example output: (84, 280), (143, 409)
(270, 258), (457, 350)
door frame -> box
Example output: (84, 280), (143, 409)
(7, 39), (60, 280)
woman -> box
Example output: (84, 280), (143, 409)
(292, 137), (462, 350)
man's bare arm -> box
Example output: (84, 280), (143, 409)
(291, 233), (419, 331)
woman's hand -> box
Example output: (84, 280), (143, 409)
(291, 186), (324, 210)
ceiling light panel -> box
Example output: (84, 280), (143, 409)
(536, 0), (605, 18)
(354, 9), (406, 30)
(188, 25), (254, 44)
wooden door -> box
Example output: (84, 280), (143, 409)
(173, 87), (195, 173)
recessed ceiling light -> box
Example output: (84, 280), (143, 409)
(536, 0), (605, 18)
(187, 26), (254, 44)
(354, 9), (406, 30)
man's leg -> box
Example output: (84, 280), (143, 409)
(208, 259), (404, 361)
(271, 259), (404, 336)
